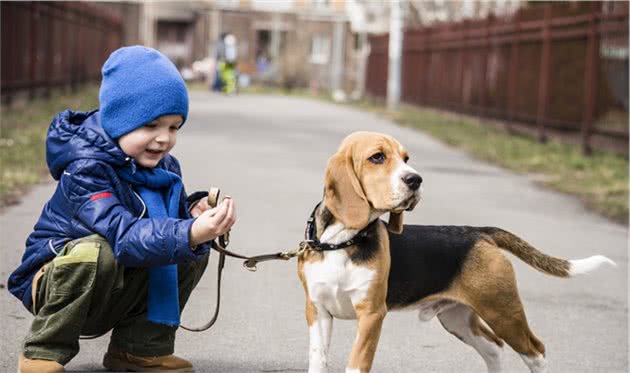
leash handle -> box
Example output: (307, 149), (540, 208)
(180, 187), (229, 333)
(208, 187), (230, 248)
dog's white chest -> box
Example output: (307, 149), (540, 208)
(303, 250), (375, 319)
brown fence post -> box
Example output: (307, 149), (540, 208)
(29, 3), (38, 99)
(459, 21), (468, 113)
(536, 3), (552, 143)
(67, 4), (77, 93)
(479, 17), (490, 118)
(43, 4), (54, 98)
(458, 20), (468, 113)
(506, 20), (520, 133)
(581, 3), (600, 156)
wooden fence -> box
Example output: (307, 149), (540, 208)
(366, 2), (629, 154)
(1, 2), (123, 102)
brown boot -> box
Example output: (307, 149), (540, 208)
(102, 350), (193, 372)
(17, 354), (64, 373)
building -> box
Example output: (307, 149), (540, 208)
(104, 1), (211, 69)
(206, 0), (365, 96)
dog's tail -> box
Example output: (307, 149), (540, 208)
(480, 227), (616, 277)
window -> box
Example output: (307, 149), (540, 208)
(215, 0), (239, 8)
(157, 21), (188, 43)
(251, 0), (295, 11)
(310, 35), (330, 64)
(313, 0), (330, 9)
(353, 33), (364, 51)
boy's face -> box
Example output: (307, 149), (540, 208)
(118, 114), (183, 168)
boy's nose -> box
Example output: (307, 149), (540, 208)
(155, 133), (170, 143)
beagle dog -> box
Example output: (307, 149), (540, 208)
(297, 131), (615, 373)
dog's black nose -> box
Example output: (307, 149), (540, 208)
(402, 173), (422, 191)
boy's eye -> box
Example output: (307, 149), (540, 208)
(145, 124), (157, 128)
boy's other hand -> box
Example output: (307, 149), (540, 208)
(190, 197), (236, 247)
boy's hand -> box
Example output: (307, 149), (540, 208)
(190, 197), (236, 247)
(190, 196), (211, 218)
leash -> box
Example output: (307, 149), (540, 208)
(180, 188), (307, 332)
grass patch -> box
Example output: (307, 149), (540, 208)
(241, 85), (628, 223)
(0, 86), (100, 207)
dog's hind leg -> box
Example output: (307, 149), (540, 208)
(472, 306), (547, 373)
(307, 300), (333, 373)
(462, 245), (547, 373)
(438, 303), (505, 373)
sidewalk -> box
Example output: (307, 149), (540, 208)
(1, 91), (627, 372)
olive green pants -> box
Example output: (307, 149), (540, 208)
(23, 235), (209, 365)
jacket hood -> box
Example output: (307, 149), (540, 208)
(47, 110), (128, 180)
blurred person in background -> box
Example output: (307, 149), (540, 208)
(214, 32), (238, 95)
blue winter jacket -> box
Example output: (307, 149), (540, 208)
(8, 110), (210, 311)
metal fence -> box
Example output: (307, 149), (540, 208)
(366, 2), (629, 154)
(1, 2), (123, 102)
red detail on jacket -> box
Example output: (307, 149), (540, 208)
(90, 192), (113, 201)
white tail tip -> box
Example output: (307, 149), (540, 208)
(569, 255), (616, 276)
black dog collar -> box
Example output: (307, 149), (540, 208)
(304, 202), (377, 251)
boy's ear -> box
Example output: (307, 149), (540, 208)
(387, 212), (404, 234)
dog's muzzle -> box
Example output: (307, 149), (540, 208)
(402, 173), (422, 191)
(391, 172), (422, 213)
(402, 172), (422, 211)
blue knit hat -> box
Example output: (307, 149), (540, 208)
(99, 46), (189, 139)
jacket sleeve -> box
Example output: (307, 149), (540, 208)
(64, 161), (202, 267)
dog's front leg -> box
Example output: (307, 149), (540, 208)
(306, 300), (333, 373)
(346, 303), (386, 373)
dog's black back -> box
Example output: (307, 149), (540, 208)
(386, 225), (480, 308)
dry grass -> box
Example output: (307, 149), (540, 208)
(0, 86), (100, 207)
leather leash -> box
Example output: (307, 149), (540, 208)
(181, 188), (306, 332)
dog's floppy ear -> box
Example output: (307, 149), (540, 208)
(324, 148), (370, 230)
(387, 212), (404, 234)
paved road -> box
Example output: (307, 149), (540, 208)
(1, 92), (627, 372)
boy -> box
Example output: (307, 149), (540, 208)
(8, 46), (235, 372)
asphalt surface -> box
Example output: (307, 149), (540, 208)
(1, 92), (627, 372)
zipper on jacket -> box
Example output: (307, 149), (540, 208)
(124, 157), (145, 218)
(132, 189), (147, 218)
(125, 156), (137, 174)
(48, 239), (60, 255)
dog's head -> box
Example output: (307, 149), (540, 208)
(324, 131), (422, 234)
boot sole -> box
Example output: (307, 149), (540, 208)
(102, 354), (193, 372)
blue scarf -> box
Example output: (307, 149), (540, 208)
(118, 165), (183, 326)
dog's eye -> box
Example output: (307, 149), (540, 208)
(403, 155), (409, 163)
(368, 152), (385, 164)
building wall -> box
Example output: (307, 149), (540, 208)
(214, 8), (357, 92)
(99, 2), (144, 45)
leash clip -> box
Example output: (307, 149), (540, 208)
(295, 241), (311, 256)
(243, 259), (258, 272)
(278, 241), (310, 261)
